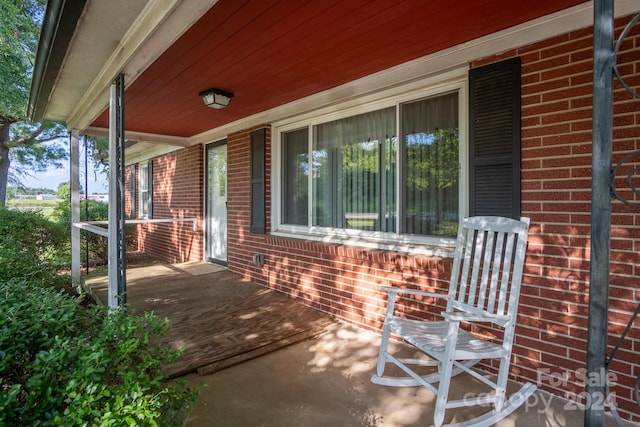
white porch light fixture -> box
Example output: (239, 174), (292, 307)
(199, 88), (234, 109)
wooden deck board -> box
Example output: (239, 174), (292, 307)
(84, 265), (334, 377)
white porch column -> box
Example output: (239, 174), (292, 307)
(107, 74), (127, 308)
(70, 131), (81, 285)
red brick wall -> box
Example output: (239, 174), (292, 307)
(227, 124), (274, 270)
(466, 16), (639, 419)
(136, 146), (204, 263)
(123, 164), (139, 253)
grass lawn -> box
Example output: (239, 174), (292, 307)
(6, 199), (60, 219)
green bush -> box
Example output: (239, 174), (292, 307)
(0, 208), (68, 287)
(0, 280), (200, 426)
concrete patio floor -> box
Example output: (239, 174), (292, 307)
(84, 263), (625, 426)
(184, 321), (624, 427)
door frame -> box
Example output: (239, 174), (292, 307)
(204, 139), (228, 266)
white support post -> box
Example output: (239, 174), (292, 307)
(70, 131), (81, 285)
(107, 75), (127, 309)
(108, 81), (118, 308)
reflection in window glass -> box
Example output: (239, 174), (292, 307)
(402, 92), (459, 236)
(313, 107), (396, 231)
(282, 128), (309, 225)
(279, 90), (459, 238)
(139, 162), (149, 218)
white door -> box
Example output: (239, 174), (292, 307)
(206, 142), (227, 264)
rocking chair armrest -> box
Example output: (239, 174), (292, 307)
(381, 286), (448, 300)
(441, 311), (510, 324)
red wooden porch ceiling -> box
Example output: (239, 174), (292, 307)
(91, 0), (587, 138)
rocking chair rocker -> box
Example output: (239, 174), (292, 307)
(371, 216), (536, 427)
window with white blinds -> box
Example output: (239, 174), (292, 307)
(280, 90), (461, 238)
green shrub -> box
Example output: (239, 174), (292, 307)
(0, 208), (68, 287)
(0, 280), (200, 426)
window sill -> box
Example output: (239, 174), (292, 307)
(271, 227), (456, 258)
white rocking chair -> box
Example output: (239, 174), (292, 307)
(371, 216), (536, 427)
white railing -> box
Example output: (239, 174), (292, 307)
(74, 217), (198, 237)
(72, 217), (199, 307)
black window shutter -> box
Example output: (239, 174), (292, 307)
(469, 56), (521, 219)
(250, 128), (266, 233)
(147, 160), (153, 219)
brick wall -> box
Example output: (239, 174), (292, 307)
(122, 164), (139, 253)
(136, 145), (204, 263)
(227, 124), (273, 271)
(470, 16), (639, 419)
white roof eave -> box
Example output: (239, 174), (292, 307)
(46, 0), (219, 133)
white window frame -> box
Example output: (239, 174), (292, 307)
(138, 161), (150, 219)
(272, 68), (468, 255)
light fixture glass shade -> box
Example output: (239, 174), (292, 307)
(199, 88), (234, 109)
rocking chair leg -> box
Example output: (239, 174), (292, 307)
(375, 323), (392, 377)
(494, 356), (511, 412)
(434, 328), (458, 427)
(376, 291), (398, 378)
(433, 363), (452, 427)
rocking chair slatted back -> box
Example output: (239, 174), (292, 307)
(447, 216), (530, 323)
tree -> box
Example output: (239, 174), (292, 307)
(0, 0), (68, 207)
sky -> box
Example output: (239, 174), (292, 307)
(21, 161), (109, 194)
(18, 138), (109, 194)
